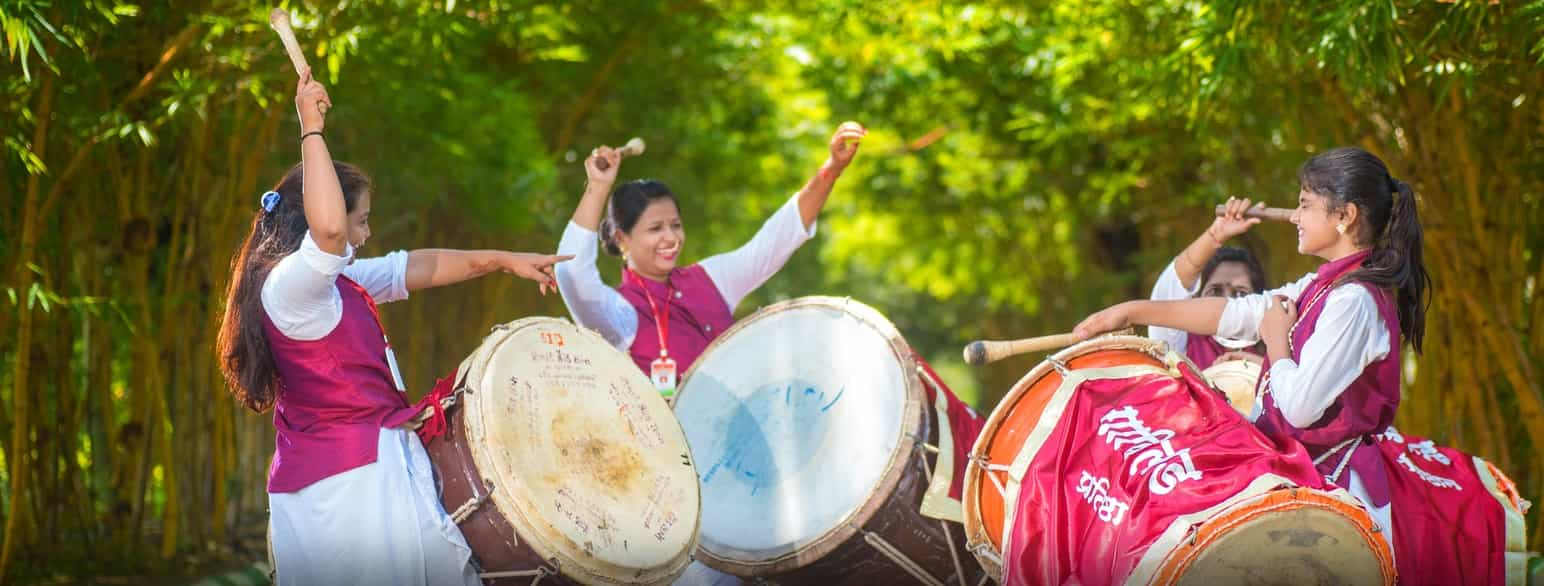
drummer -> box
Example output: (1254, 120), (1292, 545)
(555, 123), (866, 395)
(215, 69), (569, 585)
(1146, 198), (1269, 368)
(1073, 146), (1430, 561)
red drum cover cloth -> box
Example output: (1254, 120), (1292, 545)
(1001, 363), (1327, 586)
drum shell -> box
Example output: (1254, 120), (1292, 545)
(675, 296), (985, 585)
(424, 318), (700, 586)
(693, 398), (986, 585)
(427, 405), (577, 585)
(961, 336), (1393, 584)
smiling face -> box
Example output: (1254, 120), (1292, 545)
(1290, 189), (1346, 259)
(617, 198), (685, 281)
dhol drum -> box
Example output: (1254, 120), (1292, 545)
(424, 317), (700, 585)
(671, 297), (987, 585)
(963, 335), (1395, 586)
(1200, 359), (1261, 417)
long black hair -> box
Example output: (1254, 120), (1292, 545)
(599, 179), (677, 256)
(216, 161), (372, 411)
(1298, 147), (1431, 352)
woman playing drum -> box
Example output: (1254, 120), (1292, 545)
(215, 69), (568, 585)
(554, 123), (866, 396)
(1074, 147), (1524, 583)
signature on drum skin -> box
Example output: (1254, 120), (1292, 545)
(700, 379), (844, 495)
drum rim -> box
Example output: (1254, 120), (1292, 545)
(459, 316), (700, 585)
(673, 295), (925, 576)
(960, 334), (1182, 577)
(1199, 359), (1262, 381)
(1147, 487), (1395, 586)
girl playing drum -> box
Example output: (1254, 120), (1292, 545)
(1071, 147), (1510, 578)
(216, 69), (569, 585)
(554, 123), (866, 396)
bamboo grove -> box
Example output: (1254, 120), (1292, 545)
(2, 1), (1541, 581)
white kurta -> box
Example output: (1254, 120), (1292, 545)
(1219, 272), (1396, 556)
(264, 233), (478, 586)
(555, 193), (817, 350)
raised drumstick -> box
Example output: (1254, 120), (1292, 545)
(593, 137), (646, 171)
(1214, 204), (1292, 222)
(268, 8), (327, 114)
(963, 333), (1083, 366)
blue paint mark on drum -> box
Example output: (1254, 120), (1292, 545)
(700, 378), (844, 497)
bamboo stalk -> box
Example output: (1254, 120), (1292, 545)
(1, 70), (55, 582)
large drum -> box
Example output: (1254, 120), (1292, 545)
(1201, 359), (1261, 416)
(671, 297), (986, 585)
(425, 317), (700, 585)
(963, 335), (1395, 585)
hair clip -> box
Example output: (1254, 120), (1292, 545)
(261, 191), (281, 212)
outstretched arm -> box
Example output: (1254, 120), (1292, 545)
(404, 250), (571, 294)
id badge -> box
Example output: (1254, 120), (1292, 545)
(650, 356), (677, 398)
(385, 345), (408, 392)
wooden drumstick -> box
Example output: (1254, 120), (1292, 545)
(268, 8), (327, 114)
(963, 333), (1083, 366)
(1214, 204), (1292, 223)
(593, 137), (646, 171)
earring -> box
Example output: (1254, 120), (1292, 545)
(1336, 224), (1346, 235)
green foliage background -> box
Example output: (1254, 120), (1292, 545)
(2, 0), (1541, 581)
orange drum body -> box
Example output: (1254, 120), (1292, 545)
(962, 336), (1394, 585)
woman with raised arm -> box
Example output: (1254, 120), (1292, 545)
(216, 69), (569, 585)
(555, 123), (866, 397)
(1146, 197), (1271, 368)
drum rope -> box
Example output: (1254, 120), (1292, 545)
(449, 480), (495, 524)
(938, 519), (968, 586)
(914, 446), (970, 586)
(975, 455), (1011, 498)
(1318, 436), (1363, 486)
(478, 567), (552, 581)
(860, 529), (946, 586)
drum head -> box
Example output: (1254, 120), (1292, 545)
(1157, 490), (1392, 586)
(672, 297), (922, 573)
(460, 318), (699, 585)
(1201, 359), (1261, 416)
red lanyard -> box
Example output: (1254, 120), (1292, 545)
(626, 269), (672, 358)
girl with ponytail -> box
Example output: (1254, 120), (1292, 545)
(1073, 148), (1523, 582)
(216, 69), (569, 584)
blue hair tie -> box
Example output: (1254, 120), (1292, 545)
(260, 191), (281, 212)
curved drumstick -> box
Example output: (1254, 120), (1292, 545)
(1214, 204), (1292, 222)
(593, 137), (646, 171)
(269, 8), (327, 114)
(963, 333), (1083, 366)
